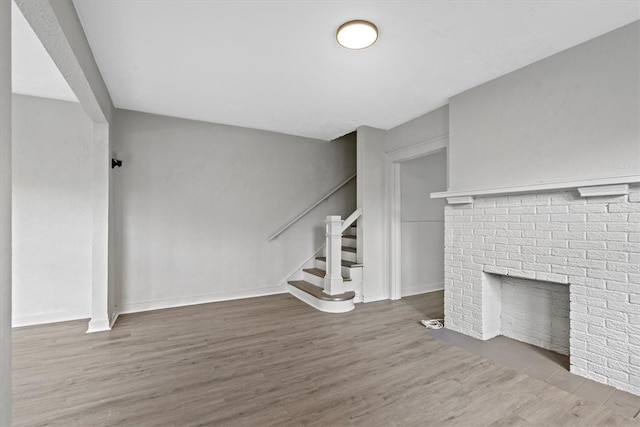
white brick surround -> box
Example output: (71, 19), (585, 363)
(444, 185), (640, 396)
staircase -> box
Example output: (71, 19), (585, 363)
(287, 216), (363, 313)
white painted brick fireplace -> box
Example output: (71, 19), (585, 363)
(443, 184), (640, 396)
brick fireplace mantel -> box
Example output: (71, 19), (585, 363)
(432, 175), (640, 202)
(442, 185), (640, 396)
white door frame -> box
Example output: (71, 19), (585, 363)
(385, 135), (448, 300)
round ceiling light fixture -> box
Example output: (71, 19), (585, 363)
(336, 20), (378, 50)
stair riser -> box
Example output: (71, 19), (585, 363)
(303, 271), (325, 287)
(304, 270), (353, 288)
(347, 267), (362, 283)
(315, 259), (352, 277)
(342, 237), (357, 248)
(342, 251), (357, 263)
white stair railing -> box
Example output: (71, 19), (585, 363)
(340, 208), (361, 234)
(268, 174), (356, 241)
(323, 208), (361, 295)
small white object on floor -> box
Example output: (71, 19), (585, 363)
(421, 319), (443, 329)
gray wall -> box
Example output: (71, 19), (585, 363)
(387, 105), (449, 153)
(12, 95), (93, 326)
(449, 21), (639, 192)
(113, 110), (356, 313)
(355, 107), (449, 302)
(356, 126), (388, 302)
(400, 150), (446, 296)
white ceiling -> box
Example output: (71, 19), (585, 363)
(11, 1), (78, 103)
(24, 1), (640, 140)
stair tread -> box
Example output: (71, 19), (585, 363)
(288, 280), (355, 302)
(342, 246), (357, 253)
(316, 257), (358, 268)
(342, 235), (356, 239)
(303, 268), (352, 281)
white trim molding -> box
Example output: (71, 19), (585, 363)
(578, 184), (629, 197)
(446, 196), (474, 205)
(362, 291), (389, 303)
(12, 310), (90, 328)
(431, 175), (640, 199)
(401, 283), (445, 297)
(118, 286), (286, 315)
(386, 135), (449, 162)
(86, 318), (111, 333)
(386, 134), (448, 301)
(109, 311), (119, 329)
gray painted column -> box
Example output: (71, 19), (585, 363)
(0, 2), (11, 424)
(87, 123), (111, 332)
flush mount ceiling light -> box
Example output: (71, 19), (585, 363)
(336, 20), (378, 50)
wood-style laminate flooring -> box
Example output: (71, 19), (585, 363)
(12, 292), (638, 426)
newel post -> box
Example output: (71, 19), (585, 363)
(324, 215), (345, 295)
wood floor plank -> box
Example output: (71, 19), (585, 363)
(12, 292), (637, 426)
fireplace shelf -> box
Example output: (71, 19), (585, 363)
(431, 175), (640, 202)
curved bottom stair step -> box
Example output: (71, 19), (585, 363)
(287, 281), (355, 313)
(287, 281), (355, 301)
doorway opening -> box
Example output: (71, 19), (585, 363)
(386, 136), (447, 301)
(398, 149), (446, 297)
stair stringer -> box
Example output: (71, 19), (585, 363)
(275, 245), (326, 291)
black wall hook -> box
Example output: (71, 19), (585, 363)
(112, 158), (123, 169)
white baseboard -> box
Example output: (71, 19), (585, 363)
(12, 310), (90, 328)
(401, 282), (444, 297)
(86, 318), (111, 333)
(361, 283), (444, 304)
(109, 311), (119, 328)
(119, 286), (286, 315)
(106, 247), (327, 319)
(363, 291), (389, 303)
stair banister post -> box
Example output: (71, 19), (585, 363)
(324, 215), (345, 295)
